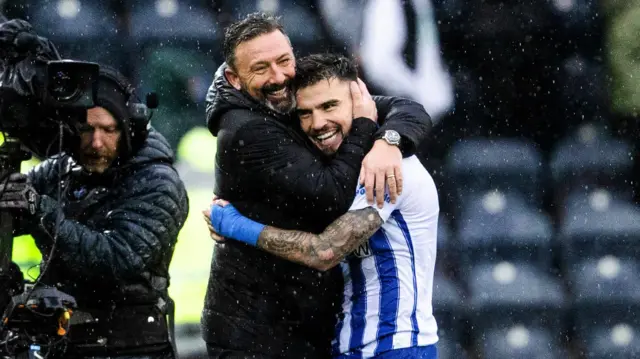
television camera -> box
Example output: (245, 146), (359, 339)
(0, 18), (115, 358)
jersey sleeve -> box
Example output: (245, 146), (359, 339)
(348, 183), (399, 222)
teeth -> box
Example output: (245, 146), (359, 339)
(317, 131), (337, 141)
(270, 88), (286, 96)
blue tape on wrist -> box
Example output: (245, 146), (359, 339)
(210, 203), (265, 247)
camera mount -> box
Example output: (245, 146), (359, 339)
(0, 138), (77, 359)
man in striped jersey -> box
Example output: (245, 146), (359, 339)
(206, 53), (440, 359)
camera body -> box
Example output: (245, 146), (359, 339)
(0, 23), (98, 357)
(0, 59), (100, 159)
(44, 60), (100, 109)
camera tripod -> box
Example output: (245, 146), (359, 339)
(0, 137), (31, 301)
(0, 138), (76, 359)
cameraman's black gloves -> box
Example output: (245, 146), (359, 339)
(0, 173), (40, 215)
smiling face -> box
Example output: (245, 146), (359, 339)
(296, 77), (354, 155)
(225, 30), (296, 114)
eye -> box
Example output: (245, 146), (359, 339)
(78, 124), (93, 133)
(322, 103), (336, 111)
(279, 58), (291, 66)
(253, 66), (268, 74)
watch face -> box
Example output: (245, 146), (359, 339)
(386, 130), (401, 143)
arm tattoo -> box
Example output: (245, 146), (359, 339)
(257, 207), (384, 271)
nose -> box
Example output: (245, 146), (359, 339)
(91, 130), (105, 149)
(270, 64), (287, 84)
(311, 113), (328, 132)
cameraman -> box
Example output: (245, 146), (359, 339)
(0, 66), (189, 359)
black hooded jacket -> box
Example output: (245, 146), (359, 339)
(23, 129), (189, 352)
(203, 64), (432, 357)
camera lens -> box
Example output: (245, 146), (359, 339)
(48, 70), (80, 102)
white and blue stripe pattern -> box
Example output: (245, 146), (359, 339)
(333, 156), (439, 358)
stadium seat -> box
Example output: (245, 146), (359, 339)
(554, 56), (608, 121)
(21, 0), (128, 72)
(548, 0), (600, 30)
(316, 0), (366, 53)
(466, 261), (567, 335)
(456, 191), (553, 272)
(568, 256), (640, 334)
(432, 272), (464, 341)
(550, 122), (635, 203)
(437, 216), (450, 253)
(559, 190), (640, 266)
(445, 137), (545, 207)
(431, 0), (465, 35)
(581, 324), (640, 359)
(436, 216), (453, 271)
(547, 0), (603, 55)
(437, 335), (467, 359)
(223, 0), (326, 55)
(127, 0), (220, 49)
(480, 325), (567, 359)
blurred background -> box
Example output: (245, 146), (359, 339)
(2, 0), (639, 358)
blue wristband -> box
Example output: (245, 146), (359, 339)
(210, 203), (265, 247)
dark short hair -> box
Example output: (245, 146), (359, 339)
(223, 12), (286, 70)
(292, 53), (359, 91)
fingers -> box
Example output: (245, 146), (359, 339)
(207, 222), (226, 243)
(386, 172), (398, 205)
(212, 198), (230, 207)
(217, 199), (230, 207)
(211, 232), (226, 243)
(395, 166), (403, 196)
(357, 78), (371, 99)
(350, 81), (362, 111)
(202, 209), (211, 222)
(375, 170), (385, 208)
(364, 168), (375, 205)
(203, 208), (226, 242)
(359, 166), (365, 186)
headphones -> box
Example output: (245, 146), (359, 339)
(96, 66), (158, 153)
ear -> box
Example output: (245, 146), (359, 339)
(224, 67), (242, 91)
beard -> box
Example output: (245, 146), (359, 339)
(307, 125), (345, 156)
(242, 80), (296, 114)
(77, 147), (118, 173)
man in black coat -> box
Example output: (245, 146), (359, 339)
(0, 66), (189, 359)
(203, 12), (433, 359)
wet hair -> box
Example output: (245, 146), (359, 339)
(223, 12), (286, 70)
(292, 53), (359, 91)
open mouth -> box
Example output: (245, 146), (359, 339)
(315, 130), (339, 143)
(266, 87), (287, 99)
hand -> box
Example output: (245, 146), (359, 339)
(359, 140), (403, 208)
(351, 78), (377, 122)
(0, 173), (40, 215)
(202, 197), (230, 243)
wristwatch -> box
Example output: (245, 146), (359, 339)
(377, 130), (401, 146)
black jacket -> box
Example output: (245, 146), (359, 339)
(203, 64), (432, 358)
(24, 130), (189, 353)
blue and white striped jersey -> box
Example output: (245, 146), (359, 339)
(332, 156), (439, 358)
